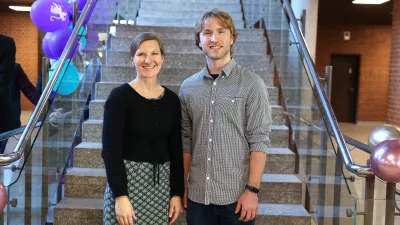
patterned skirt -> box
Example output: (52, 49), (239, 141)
(103, 160), (171, 225)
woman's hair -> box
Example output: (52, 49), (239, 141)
(194, 8), (238, 55)
(130, 32), (165, 57)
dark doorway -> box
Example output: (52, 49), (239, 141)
(330, 55), (360, 123)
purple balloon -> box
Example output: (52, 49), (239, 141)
(48, 28), (78, 59)
(42, 32), (56, 59)
(30, 0), (72, 32)
(370, 138), (400, 183)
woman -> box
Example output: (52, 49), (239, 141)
(102, 32), (183, 225)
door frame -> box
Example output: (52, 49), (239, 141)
(330, 54), (361, 123)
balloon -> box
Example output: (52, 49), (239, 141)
(0, 181), (6, 213)
(49, 60), (80, 95)
(368, 124), (400, 150)
(42, 32), (56, 59)
(30, 0), (72, 32)
(48, 28), (78, 59)
(69, 0), (87, 11)
(370, 139), (400, 183)
(79, 37), (87, 51)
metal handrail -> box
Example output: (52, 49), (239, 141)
(281, 0), (373, 176)
(0, 122), (42, 142)
(0, 0), (96, 166)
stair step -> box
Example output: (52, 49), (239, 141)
(94, 82), (278, 104)
(106, 51), (272, 71)
(65, 167), (301, 204)
(54, 197), (310, 225)
(65, 168), (106, 198)
(138, 8), (243, 20)
(260, 174), (302, 204)
(141, 0), (239, 3)
(139, 2), (242, 12)
(136, 17), (244, 28)
(75, 142), (294, 173)
(82, 120), (288, 147)
(110, 36), (267, 55)
(115, 25), (265, 42)
(258, 203), (311, 224)
(54, 197), (103, 225)
(100, 66), (274, 84)
(89, 98), (283, 125)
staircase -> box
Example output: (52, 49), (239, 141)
(51, 0), (325, 224)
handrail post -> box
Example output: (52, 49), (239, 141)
(364, 175), (375, 225)
(386, 183), (396, 225)
(325, 66), (332, 102)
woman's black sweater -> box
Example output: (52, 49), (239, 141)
(101, 83), (184, 199)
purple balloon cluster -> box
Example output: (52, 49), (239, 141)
(30, 0), (98, 59)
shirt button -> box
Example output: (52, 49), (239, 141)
(208, 158), (211, 161)
(209, 138), (212, 142)
(232, 99), (235, 103)
(210, 119), (213, 123)
(213, 82), (217, 86)
(206, 176), (210, 180)
(211, 100), (214, 104)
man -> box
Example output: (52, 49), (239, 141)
(179, 8), (272, 225)
(0, 34), (17, 150)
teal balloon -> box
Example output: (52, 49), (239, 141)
(79, 37), (87, 51)
(68, 25), (87, 36)
(49, 60), (80, 95)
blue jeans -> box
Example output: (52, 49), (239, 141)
(186, 199), (255, 225)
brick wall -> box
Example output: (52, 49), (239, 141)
(388, 0), (400, 126)
(0, 11), (39, 111)
(316, 23), (391, 122)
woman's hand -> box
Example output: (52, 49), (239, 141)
(115, 196), (137, 225)
(168, 196), (182, 225)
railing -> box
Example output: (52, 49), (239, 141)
(242, 0), (398, 224)
(0, 0), (97, 167)
(0, 0), (103, 223)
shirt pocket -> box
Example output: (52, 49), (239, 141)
(218, 97), (246, 124)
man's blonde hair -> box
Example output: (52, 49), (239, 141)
(194, 8), (238, 56)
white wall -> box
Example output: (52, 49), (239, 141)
(291, 0), (319, 62)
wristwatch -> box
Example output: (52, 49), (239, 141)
(245, 184), (260, 194)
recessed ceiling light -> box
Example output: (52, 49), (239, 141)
(9, 6), (31, 11)
(352, 0), (390, 4)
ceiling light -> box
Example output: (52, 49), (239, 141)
(352, 0), (390, 4)
(9, 6), (31, 11)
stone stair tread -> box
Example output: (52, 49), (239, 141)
(262, 174), (301, 184)
(115, 25), (264, 34)
(83, 120), (288, 130)
(106, 49), (268, 58)
(55, 197), (103, 210)
(75, 142), (102, 149)
(66, 167), (105, 177)
(258, 203), (310, 217)
(308, 175), (348, 185)
(298, 148), (336, 157)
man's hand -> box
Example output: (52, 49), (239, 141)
(169, 196), (182, 225)
(235, 190), (258, 222)
(115, 196), (136, 225)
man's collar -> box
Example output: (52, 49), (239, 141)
(202, 58), (236, 78)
